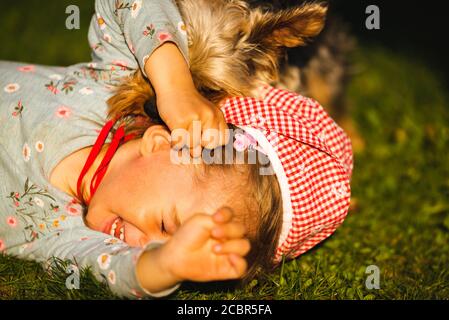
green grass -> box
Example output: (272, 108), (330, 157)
(1, 2), (449, 300)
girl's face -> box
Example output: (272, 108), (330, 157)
(85, 125), (226, 247)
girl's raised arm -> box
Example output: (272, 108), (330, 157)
(88, 0), (189, 78)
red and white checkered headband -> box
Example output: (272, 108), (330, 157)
(220, 85), (353, 263)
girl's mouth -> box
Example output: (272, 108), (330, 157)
(108, 217), (125, 241)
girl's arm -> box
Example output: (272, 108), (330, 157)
(91, 0), (228, 153)
(136, 208), (250, 294)
(7, 225), (178, 298)
(144, 42), (229, 154)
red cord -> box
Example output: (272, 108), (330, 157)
(77, 120), (134, 205)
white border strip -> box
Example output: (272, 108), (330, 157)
(238, 126), (293, 248)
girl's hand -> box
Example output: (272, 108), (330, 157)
(144, 43), (229, 156)
(160, 207), (250, 283)
(157, 88), (229, 157)
(136, 208), (249, 294)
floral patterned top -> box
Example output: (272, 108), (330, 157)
(0, 0), (188, 298)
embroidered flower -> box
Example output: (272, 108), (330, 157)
(103, 33), (112, 43)
(17, 65), (35, 73)
(178, 21), (187, 35)
(97, 253), (112, 270)
(157, 31), (172, 43)
(55, 106), (72, 119)
(52, 219), (60, 228)
(233, 132), (258, 152)
(45, 82), (59, 95)
(0, 239), (5, 252)
(4, 83), (20, 93)
(142, 24), (155, 37)
(6, 216), (18, 228)
(22, 143), (31, 162)
(12, 100), (24, 118)
(131, 0), (142, 18)
(33, 197), (45, 208)
(87, 62), (97, 69)
(79, 87), (94, 95)
(107, 270), (117, 285)
(65, 201), (81, 216)
(97, 14), (106, 30)
(112, 60), (128, 71)
(38, 223), (46, 231)
(35, 141), (44, 153)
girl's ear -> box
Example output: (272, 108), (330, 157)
(140, 125), (172, 156)
(247, 2), (328, 48)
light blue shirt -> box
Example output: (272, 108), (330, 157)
(0, 0), (189, 298)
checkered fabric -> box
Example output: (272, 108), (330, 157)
(220, 85), (353, 263)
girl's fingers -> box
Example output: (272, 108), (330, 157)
(213, 239), (251, 256)
(188, 121), (202, 158)
(212, 222), (246, 239)
(227, 253), (248, 278)
(201, 117), (228, 149)
(213, 207), (234, 224)
(171, 127), (189, 150)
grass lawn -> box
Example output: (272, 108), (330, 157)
(1, 1), (449, 300)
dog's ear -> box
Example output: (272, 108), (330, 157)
(247, 2), (328, 48)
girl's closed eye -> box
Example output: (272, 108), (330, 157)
(161, 219), (167, 235)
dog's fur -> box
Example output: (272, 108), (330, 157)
(108, 0), (363, 150)
(108, 0), (328, 122)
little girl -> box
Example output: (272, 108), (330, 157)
(0, 0), (238, 297)
(0, 0), (353, 298)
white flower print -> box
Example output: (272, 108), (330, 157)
(104, 238), (120, 245)
(97, 253), (112, 270)
(33, 197), (45, 208)
(19, 243), (30, 254)
(79, 87), (94, 95)
(22, 143), (31, 162)
(35, 141), (44, 153)
(131, 0), (142, 18)
(178, 21), (187, 35)
(4, 83), (20, 93)
(107, 270), (117, 285)
(97, 13), (106, 30)
(48, 74), (63, 81)
(103, 33), (112, 43)
(142, 55), (150, 67)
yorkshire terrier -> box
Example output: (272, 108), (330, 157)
(108, 0), (362, 150)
